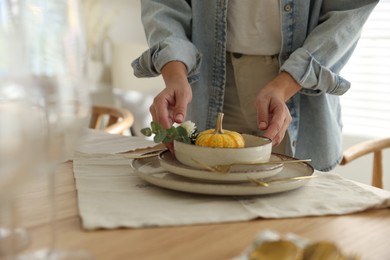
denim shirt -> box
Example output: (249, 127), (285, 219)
(132, 0), (378, 171)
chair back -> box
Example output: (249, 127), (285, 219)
(340, 137), (390, 189)
(89, 105), (134, 135)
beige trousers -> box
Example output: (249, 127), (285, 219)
(222, 52), (289, 155)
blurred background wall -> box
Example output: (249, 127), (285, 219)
(82, 0), (163, 136)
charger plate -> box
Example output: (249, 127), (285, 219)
(131, 154), (314, 196)
(158, 151), (283, 183)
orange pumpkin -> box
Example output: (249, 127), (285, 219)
(195, 112), (245, 148)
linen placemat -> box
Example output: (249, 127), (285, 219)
(73, 130), (390, 230)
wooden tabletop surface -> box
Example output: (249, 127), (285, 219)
(15, 161), (390, 260)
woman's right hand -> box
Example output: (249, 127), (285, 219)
(149, 61), (193, 129)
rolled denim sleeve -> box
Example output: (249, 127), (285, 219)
(281, 48), (351, 96)
(132, 0), (201, 79)
(280, 0), (379, 96)
(132, 37), (201, 78)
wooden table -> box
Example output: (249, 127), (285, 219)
(16, 160), (390, 260)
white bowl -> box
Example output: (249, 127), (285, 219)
(173, 134), (272, 169)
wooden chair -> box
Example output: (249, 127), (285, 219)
(340, 137), (390, 189)
(89, 105), (134, 135)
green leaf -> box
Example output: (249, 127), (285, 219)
(140, 127), (152, 137)
(154, 129), (167, 143)
(151, 121), (163, 132)
(176, 126), (188, 137)
(164, 135), (173, 143)
(180, 136), (191, 144)
(169, 126), (178, 138)
(153, 135), (159, 143)
(143, 121), (197, 145)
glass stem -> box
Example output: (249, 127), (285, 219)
(47, 165), (58, 257)
(0, 199), (13, 258)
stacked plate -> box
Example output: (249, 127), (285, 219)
(131, 151), (314, 196)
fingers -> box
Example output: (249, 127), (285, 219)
(256, 97), (291, 146)
(148, 85), (190, 157)
(263, 105), (291, 146)
(256, 97), (270, 131)
(254, 72), (301, 146)
(154, 60), (191, 128)
(149, 83), (192, 129)
(173, 85), (192, 124)
(150, 91), (174, 129)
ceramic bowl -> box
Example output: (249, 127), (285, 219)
(173, 134), (272, 169)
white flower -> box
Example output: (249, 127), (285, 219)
(180, 121), (196, 137)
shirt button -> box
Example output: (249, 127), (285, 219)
(233, 53), (243, 59)
(283, 52), (290, 60)
(284, 4), (292, 12)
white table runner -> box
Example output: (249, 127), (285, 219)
(73, 130), (390, 230)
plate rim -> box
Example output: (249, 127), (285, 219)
(158, 151), (284, 183)
(131, 155), (314, 196)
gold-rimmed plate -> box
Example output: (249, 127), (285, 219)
(131, 154), (314, 196)
(158, 151), (283, 183)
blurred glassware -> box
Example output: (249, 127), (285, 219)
(1, 0), (92, 259)
(0, 0), (34, 257)
(0, 93), (35, 258)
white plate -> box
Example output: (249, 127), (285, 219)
(131, 155), (314, 196)
(159, 151), (283, 183)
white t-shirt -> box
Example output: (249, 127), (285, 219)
(227, 0), (281, 55)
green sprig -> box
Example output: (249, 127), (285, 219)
(141, 121), (197, 144)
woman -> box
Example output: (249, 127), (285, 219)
(132, 0), (378, 171)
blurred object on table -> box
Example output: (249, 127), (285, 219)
(234, 230), (360, 260)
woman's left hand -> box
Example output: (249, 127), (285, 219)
(255, 72), (301, 146)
